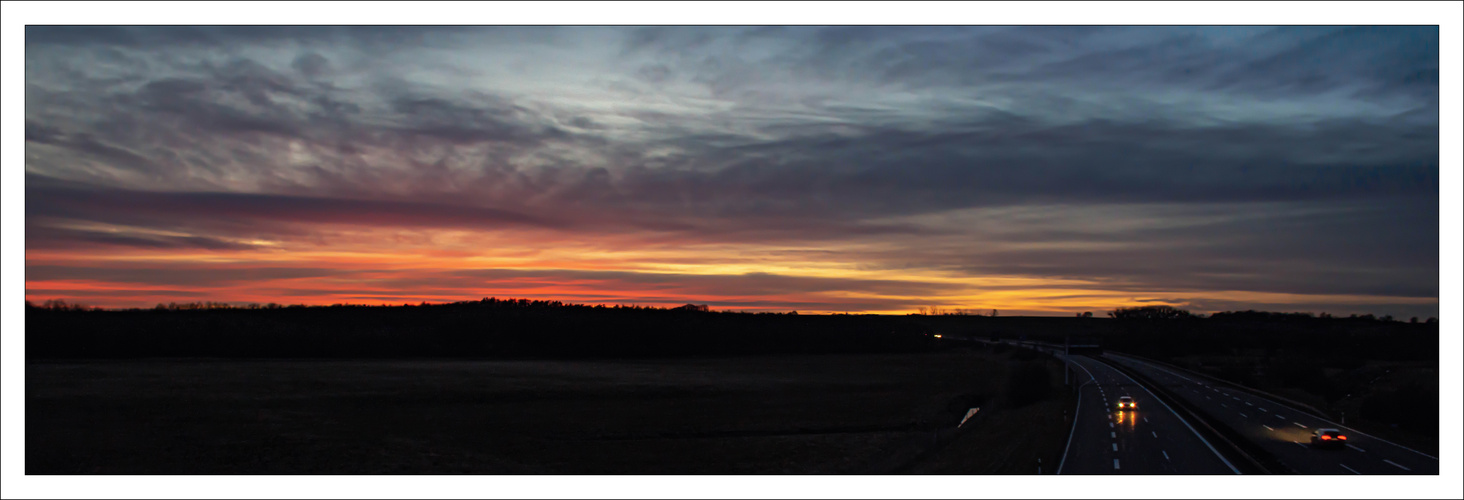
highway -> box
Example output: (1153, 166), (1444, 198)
(1105, 352), (1440, 475)
(1055, 353), (1239, 474)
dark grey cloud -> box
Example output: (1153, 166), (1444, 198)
(25, 26), (480, 50)
(25, 224), (259, 251)
(25, 176), (563, 235)
(25, 264), (348, 288)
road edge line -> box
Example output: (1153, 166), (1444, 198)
(1055, 356), (1094, 475)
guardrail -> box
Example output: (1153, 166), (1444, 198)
(1105, 351), (1329, 419)
(1100, 358), (1295, 474)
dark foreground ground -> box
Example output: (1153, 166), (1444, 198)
(27, 349), (1070, 474)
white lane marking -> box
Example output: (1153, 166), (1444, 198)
(1113, 459), (1120, 470)
(1258, 408), (1267, 412)
(1339, 463), (1360, 474)
(1239, 412), (1248, 418)
(1275, 414), (1285, 419)
(1245, 402), (1253, 406)
(1205, 396), (1211, 399)
(1347, 444), (1366, 452)
(1221, 403), (1228, 408)
(1294, 422), (1307, 428)
(1263, 425), (1274, 431)
(1110, 432), (1116, 438)
(1151, 431), (1158, 438)
(1383, 459), (1411, 471)
(1142, 417), (1149, 423)
(1086, 356), (1240, 474)
(1162, 450), (1170, 461)
(1112, 443), (1118, 451)
(1109, 422), (1114, 428)
(1294, 441), (1307, 448)
(1233, 397), (1241, 401)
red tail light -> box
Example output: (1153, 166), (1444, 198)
(1320, 435), (1332, 440)
(1338, 435), (1346, 440)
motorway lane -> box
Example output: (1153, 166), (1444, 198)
(1056, 354), (1239, 474)
(1106, 353), (1439, 475)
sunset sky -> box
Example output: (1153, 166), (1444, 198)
(22, 25), (1441, 317)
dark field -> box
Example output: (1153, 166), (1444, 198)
(27, 350), (1070, 474)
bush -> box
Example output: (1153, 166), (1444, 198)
(1005, 361), (1052, 408)
(1359, 383), (1439, 435)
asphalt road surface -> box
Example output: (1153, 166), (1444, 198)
(1105, 353), (1439, 475)
(1055, 354), (1239, 475)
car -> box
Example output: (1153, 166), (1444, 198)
(1116, 396), (1137, 410)
(1310, 428), (1348, 449)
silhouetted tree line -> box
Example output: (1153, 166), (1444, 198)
(25, 298), (939, 359)
(1108, 305), (1200, 320)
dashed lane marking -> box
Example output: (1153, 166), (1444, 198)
(1339, 464), (1360, 474)
(1245, 402), (1253, 406)
(1221, 403), (1228, 408)
(1347, 444), (1366, 452)
(1113, 459), (1120, 470)
(1383, 459), (1411, 471)
(1263, 425), (1274, 431)
(1110, 432), (1116, 438)
(1294, 441), (1307, 448)
(1112, 443), (1118, 451)
(1239, 413), (1248, 418)
(1109, 423), (1114, 428)
(1162, 450), (1170, 461)
(1143, 417), (1149, 423)
(1275, 414), (1285, 419)
(1151, 431), (1157, 438)
(1258, 408), (1267, 412)
(1294, 422), (1307, 428)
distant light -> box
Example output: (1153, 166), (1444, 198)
(934, 334), (942, 338)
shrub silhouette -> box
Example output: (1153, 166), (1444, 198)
(1005, 361), (1052, 408)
